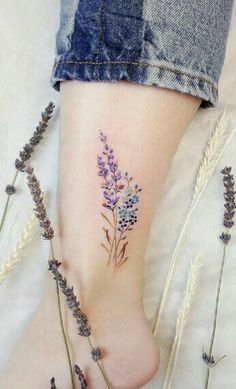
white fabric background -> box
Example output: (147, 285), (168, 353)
(0, 1), (236, 388)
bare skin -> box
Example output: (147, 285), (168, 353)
(0, 81), (202, 388)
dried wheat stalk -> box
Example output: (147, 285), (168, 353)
(0, 192), (47, 285)
(153, 110), (233, 336)
(0, 212), (38, 284)
(163, 254), (202, 389)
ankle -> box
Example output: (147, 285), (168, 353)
(52, 235), (144, 304)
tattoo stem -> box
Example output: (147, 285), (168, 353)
(107, 209), (117, 264)
(113, 207), (118, 260)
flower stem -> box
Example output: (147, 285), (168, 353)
(108, 209), (116, 264)
(87, 336), (112, 389)
(114, 220), (134, 268)
(204, 243), (227, 389)
(113, 208), (118, 260)
(0, 170), (19, 234)
(50, 240), (76, 389)
(113, 207), (120, 265)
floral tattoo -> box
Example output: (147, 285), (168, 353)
(97, 130), (142, 269)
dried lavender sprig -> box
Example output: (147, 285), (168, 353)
(0, 102), (55, 235)
(48, 259), (112, 389)
(203, 166), (236, 389)
(48, 259), (91, 337)
(15, 101), (55, 172)
(25, 166), (54, 240)
(25, 165), (75, 389)
(50, 377), (58, 389)
(75, 365), (88, 389)
(219, 166), (236, 244)
(25, 166), (110, 388)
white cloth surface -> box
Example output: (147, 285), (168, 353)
(0, 1), (236, 388)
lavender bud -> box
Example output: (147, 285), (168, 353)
(91, 347), (102, 361)
(30, 133), (43, 146)
(78, 325), (91, 337)
(202, 351), (215, 367)
(50, 377), (57, 389)
(23, 143), (34, 154)
(42, 228), (55, 240)
(75, 365), (88, 389)
(48, 259), (61, 270)
(223, 219), (234, 229)
(19, 150), (31, 162)
(15, 158), (25, 172)
(5, 184), (16, 195)
(219, 232), (231, 245)
(221, 166), (232, 175)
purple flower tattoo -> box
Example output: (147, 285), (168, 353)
(97, 130), (142, 269)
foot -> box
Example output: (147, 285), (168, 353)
(0, 251), (160, 389)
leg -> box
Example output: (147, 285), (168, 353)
(0, 81), (201, 389)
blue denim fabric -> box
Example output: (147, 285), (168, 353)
(51, 0), (234, 109)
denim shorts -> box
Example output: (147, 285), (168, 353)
(51, 0), (234, 109)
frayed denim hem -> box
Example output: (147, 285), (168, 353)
(51, 58), (218, 109)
